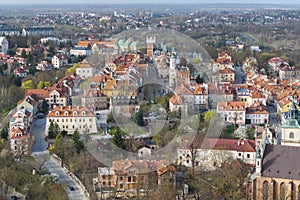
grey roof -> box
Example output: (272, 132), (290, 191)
(262, 144), (300, 180)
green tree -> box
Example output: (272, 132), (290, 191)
(133, 110), (145, 126)
(106, 112), (115, 123)
(72, 129), (84, 154)
(21, 49), (27, 58)
(110, 127), (124, 149)
(195, 75), (204, 84)
(0, 128), (8, 139)
(151, 134), (162, 147)
(37, 81), (45, 89)
(61, 130), (68, 137)
(48, 121), (60, 139)
(204, 110), (217, 123)
(21, 80), (34, 90)
(42, 99), (49, 113)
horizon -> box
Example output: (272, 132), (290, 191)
(0, 1), (299, 5)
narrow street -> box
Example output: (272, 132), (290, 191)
(234, 64), (245, 84)
(30, 117), (88, 200)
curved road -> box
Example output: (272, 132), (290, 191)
(31, 118), (88, 200)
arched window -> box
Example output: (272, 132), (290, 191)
(263, 181), (269, 200)
(280, 182), (285, 200)
(290, 132), (294, 139)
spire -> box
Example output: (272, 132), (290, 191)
(288, 101), (298, 120)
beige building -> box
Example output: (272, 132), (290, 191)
(76, 59), (95, 78)
(45, 105), (97, 134)
(217, 101), (246, 125)
(97, 159), (176, 196)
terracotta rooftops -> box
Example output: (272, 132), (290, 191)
(47, 105), (95, 117)
(112, 159), (169, 174)
(217, 101), (246, 111)
(169, 94), (186, 105)
(180, 138), (256, 152)
(76, 59), (93, 68)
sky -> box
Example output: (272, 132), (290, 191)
(1, 0), (299, 4)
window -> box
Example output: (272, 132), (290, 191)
(238, 153), (241, 157)
(247, 154), (250, 158)
(263, 181), (268, 200)
(280, 182), (285, 200)
(290, 132), (294, 139)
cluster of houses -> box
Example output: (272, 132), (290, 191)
(6, 30), (300, 199)
(0, 27), (55, 37)
(0, 36), (70, 78)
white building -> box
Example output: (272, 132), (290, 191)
(178, 138), (257, 169)
(76, 59), (95, 78)
(52, 54), (68, 69)
(46, 105), (97, 135)
(0, 36), (9, 54)
(70, 46), (91, 57)
(217, 101), (246, 125)
(138, 146), (152, 158)
(246, 105), (269, 125)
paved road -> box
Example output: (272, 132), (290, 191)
(235, 64), (245, 84)
(30, 117), (88, 200)
(31, 118), (48, 152)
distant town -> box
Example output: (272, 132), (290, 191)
(1, 3), (300, 200)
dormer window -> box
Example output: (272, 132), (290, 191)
(82, 111), (86, 116)
(55, 111), (60, 116)
(73, 111), (77, 116)
(64, 111), (69, 116)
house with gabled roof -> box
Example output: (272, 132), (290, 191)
(169, 94), (188, 115)
(76, 59), (95, 78)
(45, 105), (97, 134)
(217, 101), (246, 125)
(178, 138), (257, 169)
(9, 126), (30, 156)
(97, 159), (176, 195)
(17, 95), (38, 114)
(246, 104), (269, 125)
(52, 54), (68, 69)
(0, 36), (8, 54)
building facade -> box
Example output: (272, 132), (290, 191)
(45, 105), (97, 134)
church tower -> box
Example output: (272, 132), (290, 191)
(146, 36), (155, 59)
(281, 101), (300, 146)
(169, 53), (176, 88)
